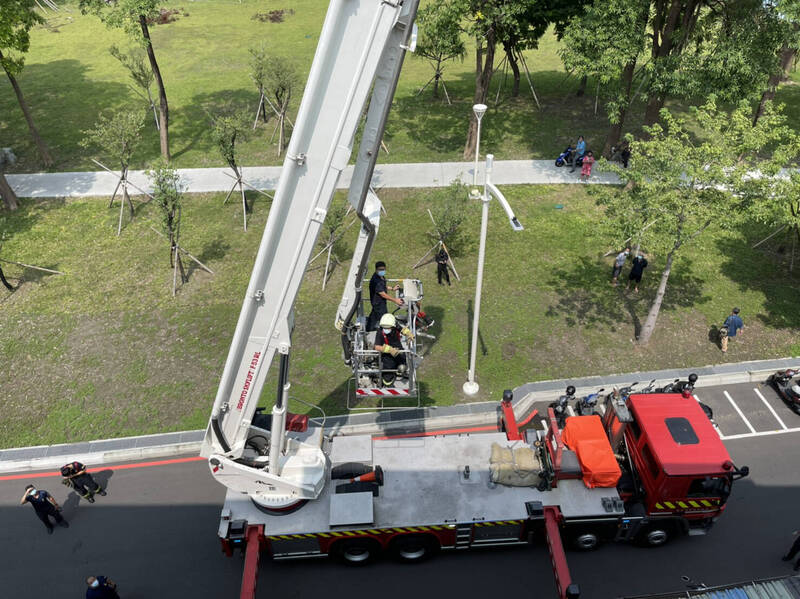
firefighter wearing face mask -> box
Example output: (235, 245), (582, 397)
(367, 261), (404, 331)
(374, 313), (414, 386)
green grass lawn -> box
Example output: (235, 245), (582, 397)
(0, 0), (617, 173)
(1, 185), (799, 448)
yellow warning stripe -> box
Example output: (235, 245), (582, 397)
(266, 520), (524, 541)
(654, 498), (722, 512)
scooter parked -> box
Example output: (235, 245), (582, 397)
(575, 387), (606, 417)
(768, 368), (800, 414)
(550, 385), (577, 428)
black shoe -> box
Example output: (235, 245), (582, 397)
(782, 555), (792, 562)
(98, 490), (107, 496)
(59, 520), (69, 528)
(46, 526), (53, 535)
(87, 496), (95, 503)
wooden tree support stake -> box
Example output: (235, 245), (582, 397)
(0, 258), (64, 275)
(149, 227), (214, 274)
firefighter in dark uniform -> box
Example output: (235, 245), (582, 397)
(436, 247), (451, 286)
(367, 261), (403, 331)
(61, 461), (106, 503)
(20, 484), (69, 534)
(374, 313), (414, 386)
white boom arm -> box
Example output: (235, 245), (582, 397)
(202, 0), (419, 506)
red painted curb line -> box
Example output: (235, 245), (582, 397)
(0, 455), (204, 481)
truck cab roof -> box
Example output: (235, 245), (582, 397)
(628, 394), (732, 476)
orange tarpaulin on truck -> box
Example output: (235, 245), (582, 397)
(561, 415), (621, 488)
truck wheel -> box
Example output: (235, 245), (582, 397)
(333, 538), (381, 566)
(570, 531), (600, 551)
(636, 525), (670, 548)
(390, 534), (439, 563)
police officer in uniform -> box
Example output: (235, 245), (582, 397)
(20, 484), (69, 534)
(61, 461), (107, 503)
(436, 247), (451, 286)
(367, 261), (404, 331)
(374, 313), (414, 386)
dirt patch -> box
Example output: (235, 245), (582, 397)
(146, 8), (189, 25)
(252, 9), (295, 23)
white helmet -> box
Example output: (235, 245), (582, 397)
(379, 313), (396, 329)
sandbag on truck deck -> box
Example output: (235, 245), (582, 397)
(561, 415), (621, 488)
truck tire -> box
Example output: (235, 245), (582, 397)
(390, 534), (439, 563)
(635, 523), (671, 548)
(569, 531), (601, 551)
(332, 538), (381, 566)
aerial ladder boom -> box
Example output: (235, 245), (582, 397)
(201, 0), (420, 509)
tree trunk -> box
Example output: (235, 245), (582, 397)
(504, 43), (521, 97)
(0, 50), (53, 168)
(644, 0), (700, 129)
(463, 31), (496, 159)
(637, 246), (676, 345)
(433, 58), (442, 98)
(576, 74), (588, 97)
(0, 264), (13, 291)
(0, 171), (18, 210)
(602, 61), (637, 157)
(139, 16), (170, 161)
(643, 94), (665, 127)
(754, 44), (797, 126)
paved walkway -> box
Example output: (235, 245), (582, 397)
(6, 159), (621, 198)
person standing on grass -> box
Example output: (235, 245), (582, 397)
(435, 247), (450, 286)
(611, 248), (629, 286)
(626, 252), (648, 292)
(20, 484), (69, 534)
(569, 135), (586, 173)
(580, 150), (595, 182)
(720, 307), (744, 353)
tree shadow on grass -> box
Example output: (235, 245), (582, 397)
(185, 236), (230, 281)
(2, 60), (132, 173)
(177, 89), (266, 162)
(545, 255), (709, 338)
(715, 230), (800, 329)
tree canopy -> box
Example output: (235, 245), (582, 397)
(595, 99), (794, 344)
(0, 0), (44, 75)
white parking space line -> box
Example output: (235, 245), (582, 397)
(723, 390), (756, 434)
(718, 426), (800, 441)
(754, 387), (788, 430)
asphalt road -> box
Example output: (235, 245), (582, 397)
(1, 381), (798, 599)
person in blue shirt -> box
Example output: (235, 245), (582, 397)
(721, 307), (744, 353)
(570, 135), (586, 173)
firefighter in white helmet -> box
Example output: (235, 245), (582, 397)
(374, 313), (414, 386)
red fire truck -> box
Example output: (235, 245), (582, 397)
(217, 386), (748, 599)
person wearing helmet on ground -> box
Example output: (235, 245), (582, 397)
(374, 313), (414, 386)
(367, 261), (404, 331)
(61, 461), (107, 503)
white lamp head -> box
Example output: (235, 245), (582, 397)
(473, 103), (487, 120)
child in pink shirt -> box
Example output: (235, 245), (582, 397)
(580, 151), (595, 182)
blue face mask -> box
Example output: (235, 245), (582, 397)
(377, 270), (386, 277)
(90, 580), (100, 589)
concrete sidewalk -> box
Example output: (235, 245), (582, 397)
(6, 159), (621, 198)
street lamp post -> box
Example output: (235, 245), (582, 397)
(472, 103), (487, 186)
(463, 153), (524, 397)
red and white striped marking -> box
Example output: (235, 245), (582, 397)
(356, 388), (410, 396)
